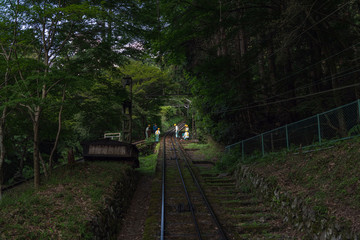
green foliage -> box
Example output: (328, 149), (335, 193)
(348, 124), (360, 136)
(0, 0), (160, 187)
(0, 162), (130, 239)
(216, 152), (240, 172)
(246, 137), (360, 227)
(160, 106), (184, 131)
(148, 0), (360, 146)
(138, 153), (158, 175)
(118, 60), (173, 140)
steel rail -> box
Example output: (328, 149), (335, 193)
(160, 131), (169, 240)
(174, 138), (228, 240)
(170, 137), (202, 240)
(159, 122), (187, 240)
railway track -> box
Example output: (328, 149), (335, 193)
(197, 169), (303, 239)
(142, 126), (305, 239)
(160, 128), (227, 240)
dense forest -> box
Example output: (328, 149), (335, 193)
(1, 0), (360, 191)
(0, 0), (177, 192)
(151, 0), (360, 144)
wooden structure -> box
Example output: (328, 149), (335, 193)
(82, 139), (139, 168)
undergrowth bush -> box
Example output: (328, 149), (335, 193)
(216, 152), (240, 172)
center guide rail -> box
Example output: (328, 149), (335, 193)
(160, 123), (227, 240)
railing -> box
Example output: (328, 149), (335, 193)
(226, 99), (360, 160)
(104, 132), (121, 141)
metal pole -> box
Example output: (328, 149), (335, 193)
(242, 141), (244, 161)
(285, 125), (289, 150)
(261, 134), (265, 157)
(317, 114), (321, 144)
(358, 99), (360, 124)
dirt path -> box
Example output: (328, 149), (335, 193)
(117, 175), (152, 240)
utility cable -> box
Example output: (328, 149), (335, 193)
(213, 81), (360, 114)
(256, 41), (360, 94)
(246, 62), (360, 106)
(203, 64), (360, 114)
(232, 0), (354, 83)
(283, 1), (352, 47)
(225, 41), (360, 111)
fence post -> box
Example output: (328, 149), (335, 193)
(285, 125), (289, 150)
(261, 134), (265, 157)
(242, 141), (244, 161)
(358, 99), (360, 122)
(317, 114), (322, 144)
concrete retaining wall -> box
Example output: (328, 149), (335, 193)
(86, 167), (138, 240)
(234, 165), (359, 240)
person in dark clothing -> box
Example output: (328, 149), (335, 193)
(153, 124), (158, 133)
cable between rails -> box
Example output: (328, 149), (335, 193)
(174, 137), (228, 240)
(160, 130), (168, 240)
(170, 136), (202, 239)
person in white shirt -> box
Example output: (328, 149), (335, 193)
(174, 124), (179, 138)
(145, 124), (150, 139)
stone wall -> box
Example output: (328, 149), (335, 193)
(234, 165), (359, 240)
(86, 167), (138, 240)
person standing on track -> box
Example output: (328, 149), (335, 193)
(145, 124), (151, 139)
(183, 129), (189, 140)
(155, 128), (161, 142)
(174, 124), (179, 138)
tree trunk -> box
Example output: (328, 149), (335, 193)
(67, 148), (75, 166)
(324, 45), (347, 137)
(0, 106), (7, 200)
(258, 51), (265, 82)
(48, 86), (66, 174)
(39, 153), (48, 179)
(268, 40), (277, 93)
(331, 73), (347, 137)
(0, 61), (11, 199)
(17, 141), (28, 179)
(33, 106), (41, 189)
(192, 111), (196, 139)
(239, 28), (247, 57)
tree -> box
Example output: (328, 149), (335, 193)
(4, 0), (135, 188)
(0, 0), (22, 199)
(119, 60), (172, 139)
(148, 0), (360, 144)
(9, 1), (101, 188)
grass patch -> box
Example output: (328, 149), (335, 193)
(0, 161), (131, 239)
(184, 138), (224, 165)
(241, 136), (360, 231)
(138, 153), (158, 175)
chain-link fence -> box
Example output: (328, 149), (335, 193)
(226, 100), (360, 160)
